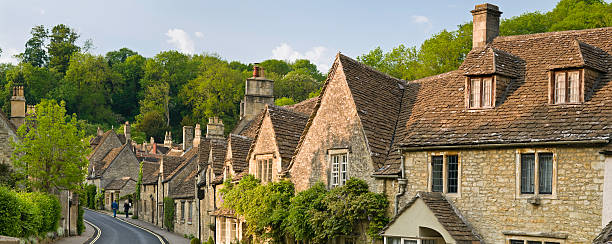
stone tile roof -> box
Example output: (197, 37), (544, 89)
(398, 27), (612, 148)
(0, 111), (17, 135)
(211, 208), (235, 217)
(161, 155), (183, 180)
(164, 147), (199, 182)
(284, 96), (320, 116)
(235, 111), (266, 139)
(88, 130), (115, 160)
(594, 220), (612, 243)
(197, 138), (213, 169)
(460, 46), (525, 78)
(382, 192), (482, 243)
(142, 161), (160, 185)
(90, 143), (129, 178)
(265, 105), (309, 169)
(210, 139), (228, 175)
(105, 177), (135, 190)
(227, 134), (253, 173)
(89, 134), (103, 147)
(169, 161), (197, 199)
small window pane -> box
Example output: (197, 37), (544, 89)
(267, 159), (273, 182)
(555, 72), (566, 104)
(539, 153), (553, 194)
(403, 240), (417, 244)
(386, 237), (401, 244)
(340, 154), (348, 186)
(432, 156), (443, 192)
(569, 71), (580, 102)
(527, 241), (542, 244)
(447, 155), (458, 193)
(483, 77), (493, 107)
(509, 240), (524, 244)
(331, 155), (339, 187)
(470, 78), (481, 108)
(422, 240), (436, 244)
(257, 160), (262, 180)
(521, 154), (535, 194)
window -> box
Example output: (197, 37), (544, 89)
(220, 217), (226, 244)
(430, 154), (460, 194)
(552, 70), (581, 104)
(230, 219), (237, 241)
(331, 153), (348, 188)
(180, 201), (185, 221)
(469, 77), (494, 108)
(256, 157), (273, 183)
(520, 152), (554, 196)
(509, 239), (561, 244)
(188, 201), (192, 222)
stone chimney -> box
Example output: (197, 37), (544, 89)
(471, 3), (502, 49)
(164, 131), (173, 147)
(183, 126), (194, 151)
(193, 124), (202, 148)
(10, 86), (26, 128)
(240, 64), (274, 121)
(97, 127), (104, 136)
(124, 121), (131, 142)
(206, 117), (224, 139)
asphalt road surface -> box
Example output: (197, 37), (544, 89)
(84, 209), (164, 244)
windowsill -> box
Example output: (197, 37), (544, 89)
(516, 193), (557, 200)
(549, 102), (582, 106)
(444, 192), (461, 198)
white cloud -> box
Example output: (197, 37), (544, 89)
(271, 43), (330, 72)
(411, 15), (430, 24)
(0, 47), (21, 65)
(165, 28), (195, 54)
(194, 32), (204, 38)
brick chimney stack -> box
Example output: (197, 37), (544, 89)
(471, 3), (502, 49)
(10, 86), (26, 128)
(193, 124), (202, 148)
(124, 121), (131, 142)
(183, 126), (194, 151)
(206, 117), (224, 139)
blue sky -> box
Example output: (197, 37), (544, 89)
(0, 0), (563, 71)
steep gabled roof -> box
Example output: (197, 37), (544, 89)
(460, 46), (525, 78)
(381, 192), (482, 243)
(210, 139), (228, 175)
(164, 147), (198, 183)
(141, 161), (160, 185)
(399, 27), (612, 148)
(267, 105), (309, 169)
(284, 96), (320, 116)
(197, 138), (213, 169)
(90, 143), (130, 178)
(227, 134), (253, 173)
(594, 220), (612, 243)
(161, 155), (183, 180)
(88, 130), (115, 159)
(169, 160), (197, 199)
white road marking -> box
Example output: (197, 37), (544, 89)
(87, 209), (166, 244)
(84, 219), (101, 244)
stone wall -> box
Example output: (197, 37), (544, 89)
(289, 64), (380, 193)
(401, 145), (606, 243)
(139, 184), (158, 224)
(90, 133), (121, 163)
(0, 115), (17, 167)
(247, 114), (281, 182)
(174, 199), (198, 237)
(100, 146), (139, 189)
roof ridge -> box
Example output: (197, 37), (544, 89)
(267, 104), (311, 119)
(338, 53), (408, 84)
(494, 26), (612, 42)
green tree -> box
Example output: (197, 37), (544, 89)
(260, 59), (292, 76)
(291, 59), (325, 81)
(109, 54), (145, 121)
(11, 100), (90, 192)
(274, 97), (295, 106)
(22, 25), (49, 67)
(286, 182), (328, 242)
(48, 24), (80, 74)
(106, 48), (138, 67)
(135, 110), (168, 142)
(274, 68), (322, 102)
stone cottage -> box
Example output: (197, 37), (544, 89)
(380, 3), (612, 244)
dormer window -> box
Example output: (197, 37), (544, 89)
(468, 77), (494, 109)
(552, 70), (581, 104)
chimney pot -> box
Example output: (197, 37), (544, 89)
(471, 3), (502, 49)
(252, 64), (265, 78)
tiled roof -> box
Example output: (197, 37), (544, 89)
(382, 192), (482, 243)
(399, 27), (612, 148)
(165, 147), (198, 182)
(89, 135), (103, 147)
(90, 143), (129, 178)
(161, 155), (183, 180)
(594, 220), (612, 243)
(117, 134), (126, 144)
(284, 96), (320, 116)
(210, 139), (228, 175)
(88, 130), (115, 160)
(169, 162), (197, 199)
(211, 208), (235, 217)
(235, 111), (266, 139)
(0, 110), (17, 135)
(105, 177), (134, 190)
(227, 134), (253, 173)
(197, 138), (213, 169)
(460, 46), (525, 78)
(142, 161), (160, 185)
(267, 105), (309, 169)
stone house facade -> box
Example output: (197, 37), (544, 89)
(139, 160), (160, 225)
(380, 3), (612, 244)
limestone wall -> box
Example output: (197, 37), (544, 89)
(402, 146), (606, 243)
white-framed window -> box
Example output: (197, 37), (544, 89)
(331, 153), (348, 188)
(429, 153), (460, 195)
(256, 155), (273, 183)
(552, 70), (581, 104)
(468, 76), (494, 108)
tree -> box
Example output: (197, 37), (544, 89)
(105, 48), (138, 67)
(274, 97), (295, 106)
(286, 182), (327, 242)
(22, 25), (49, 67)
(135, 110), (168, 142)
(138, 81), (170, 127)
(291, 59), (325, 81)
(260, 59), (292, 76)
(109, 54), (145, 121)
(274, 69), (321, 102)
(48, 24), (80, 74)
(11, 100), (90, 192)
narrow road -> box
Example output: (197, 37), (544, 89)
(84, 209), (164, 244)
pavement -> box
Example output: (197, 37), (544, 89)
(53, 221), (95, 244)
(88, 209), (189, 244)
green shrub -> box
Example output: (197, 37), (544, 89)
(85, 184), (97, 209)
(17, 192), (43, 237)
(206, 236), (214, 244)
(0, 187), (22, 237)
(163, 197), (174, 231)
(77, 205), (84, 235)
(190, 237), (200, 244)
(95, 190), (105, 210)
(29, 192), (61, 233)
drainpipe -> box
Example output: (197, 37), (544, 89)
(394, 150), (407, 216)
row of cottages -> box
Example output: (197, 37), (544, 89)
(135, 3), (612, 244)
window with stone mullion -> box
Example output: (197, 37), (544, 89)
(520, 154), (535, 194)
(447, 155), (458, 193)
(431, 156), (444, 192)
(538, 153), (553, 194)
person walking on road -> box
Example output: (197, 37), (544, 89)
(123, 200), (130, 218)
(111, 200), (119, 218)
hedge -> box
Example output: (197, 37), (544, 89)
(0, 187), (62, 238)
(163, 197), (174, 231)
